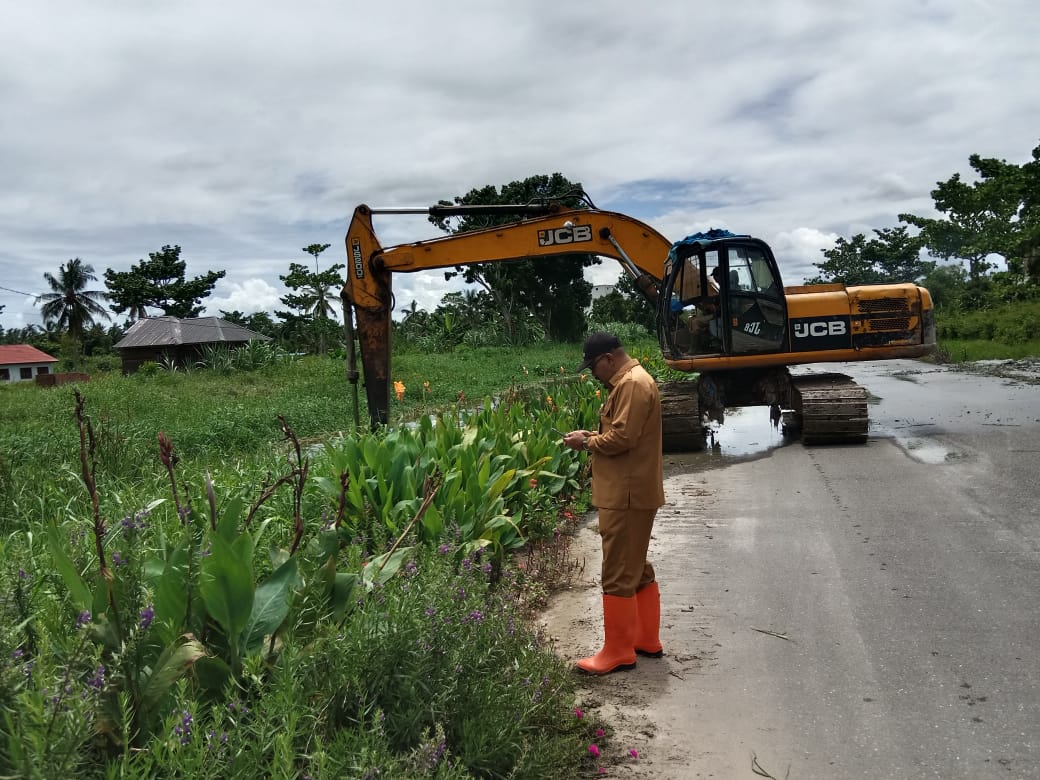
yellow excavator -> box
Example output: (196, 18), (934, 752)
(342, 195), (935, 450)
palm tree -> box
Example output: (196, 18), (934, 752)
(37, 258), (112, 342)
(303, 276), (342, 355)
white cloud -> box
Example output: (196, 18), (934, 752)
(1, 0), (1038, 332)
(204, 278), (285, 317)
(771, 228), (841, 284)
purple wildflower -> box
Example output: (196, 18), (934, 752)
(121, 508), (150, 532)
(86, 665), (106, 690)
(75, 610), (91, 630)
(111, 551), (125, 567)
(437, 543), (450, 555)
(173, 710), (194, 744)
(140, 605), (155, 630)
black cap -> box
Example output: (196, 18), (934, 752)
(578, 332), (622, 371)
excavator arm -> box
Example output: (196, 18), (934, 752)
(342, 202), (673, 428)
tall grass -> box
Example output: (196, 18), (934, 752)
(0, 344), (634, 778)
(935, 300), (1040, 361)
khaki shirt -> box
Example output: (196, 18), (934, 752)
(587, 357), (666, 510)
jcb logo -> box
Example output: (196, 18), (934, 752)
(794, 321), (847, 338)
(537, 224), (593, 247)
(350, 238), (365, 280)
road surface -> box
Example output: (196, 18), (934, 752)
(542, 359), (1040, 779)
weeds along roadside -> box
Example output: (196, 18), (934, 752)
(0, 347), (640, 778)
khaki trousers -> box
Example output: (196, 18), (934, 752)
(598, 507), (657, 597)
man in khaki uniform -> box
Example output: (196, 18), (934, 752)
(564, 332), (666, 675)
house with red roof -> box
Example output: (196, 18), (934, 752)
(0, 345), (59, 383)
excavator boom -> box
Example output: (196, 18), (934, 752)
(343, 203), (672, 425)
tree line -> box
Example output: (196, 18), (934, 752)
(0, 243), (347, 364)
(802, 139), (1039, 310)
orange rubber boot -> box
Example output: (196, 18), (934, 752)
(576, 594), (638, 675)
(634, 582), (664, 657)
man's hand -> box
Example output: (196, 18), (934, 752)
(563, 429), (594, 451)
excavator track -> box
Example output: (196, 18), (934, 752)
(785, 373), (869, 444)
(658, 381), (707, 452)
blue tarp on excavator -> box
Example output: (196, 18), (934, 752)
(668, 228), (747, 259)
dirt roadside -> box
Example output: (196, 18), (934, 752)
(539, 455), (720, 779)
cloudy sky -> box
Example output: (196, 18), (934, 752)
(1, 0), (1037, 331)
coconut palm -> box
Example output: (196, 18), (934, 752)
(38, 258), (112, 341)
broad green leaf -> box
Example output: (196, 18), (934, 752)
(45, 519), (92, 609)
(216, 496), (245, 542)
(140, 636), (207, 713)
(361, 547), (412, 589)
(241, 558), (298, 654)
(154, 545), (189, 639)
(200, 533), (255, 640)
(486, 468), (517, 501)
(193, 655), (233, 694)
(331, 572), (358, 622)
(420, 504), (443, 539)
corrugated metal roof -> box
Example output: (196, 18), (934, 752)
(113, 316), (272, 350)
(0, 344), (59, 365)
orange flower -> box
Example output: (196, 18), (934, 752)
(595, 389), (601, 399)
(393, 380), (405, 401)
(423, 380), (431, 393)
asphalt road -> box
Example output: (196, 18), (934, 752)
(545, 359), (1040, 779)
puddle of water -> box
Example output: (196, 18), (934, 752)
(704, 407), (793, 460)
(890, 435), (956, 465)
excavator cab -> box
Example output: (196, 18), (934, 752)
(660, 233), (788, 360)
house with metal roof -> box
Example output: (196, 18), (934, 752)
(113, 316), (272, 373)
(0, 344), (59, 383)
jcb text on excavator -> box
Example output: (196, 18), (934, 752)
(341, 197), (935, 450)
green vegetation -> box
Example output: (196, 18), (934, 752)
(0, 340), (675, 778)
(103, 245), (225, 320)
(932, 298), (1040, 361)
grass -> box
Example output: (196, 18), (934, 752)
(933, 338), (1040, 363)
(0, 342), (629, 778)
